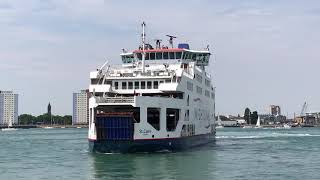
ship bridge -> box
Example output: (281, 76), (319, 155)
(121, 44), (210, 66)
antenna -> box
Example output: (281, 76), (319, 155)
(154, 39), (162, 49)
(166, 35), (177, 48)
(141, 22), (146, 73)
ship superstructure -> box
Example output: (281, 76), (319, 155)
(88, 22), (216, 153)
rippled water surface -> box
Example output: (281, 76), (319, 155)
(1, 128), (320, 180)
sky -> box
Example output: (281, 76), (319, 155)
(1, 0), (320, 117)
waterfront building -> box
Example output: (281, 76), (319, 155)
(270, 105), (281, 116)
(0, 91), (18, 125)
(72, 90), (90, 125)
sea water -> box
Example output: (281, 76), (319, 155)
(0, 127), (320, 180)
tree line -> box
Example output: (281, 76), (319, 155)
(18, 113), (72, 125)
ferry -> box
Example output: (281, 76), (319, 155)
(88, 22), (216, 153)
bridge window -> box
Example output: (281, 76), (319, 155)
(169, 52), (175, 59)
(192, 53), (196, 61)
(134, 81), (139, 89)
(176, 52), (182, 59)
(145, 53), (150, 60)
(147, 108), (160, 131)
(150, 53), (155, 60)
(183, 52), (188, 60)
(128, 82), (133, 89)
(163, 52), (169, 59)
(122, 82), (127, 89)
(147, 81), (152, 89)
(156, 52), (162, 60)
(114, 82), (119, 90)
(167, 108), (180, 131)
(137, 53), (142, 60)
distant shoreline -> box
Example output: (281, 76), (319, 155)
(0, 124), (88, 129)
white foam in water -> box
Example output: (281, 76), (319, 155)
(217, 133), (320, 139)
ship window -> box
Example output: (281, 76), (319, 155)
(114, 82), (119, 90)
(163, 52), (169, 59)
(137, 53), (142, 60)
(187, 81), (193, 91)
(186, 109), (189, 121)
(205, 79), (210, 87)
(91, 79), (99, 85)
(197, 86), (202, 95)
(122, 82), (127, 89)
(159, 81), (164, 84)
(147, 81), (152, 89)
(166, 108), (180, 131)
(141, 81), (146, 89)
(134, 81), (139, 89)
(165, 79), (171, 83)
(156, 52), (162, 60)
(183, 52), (188, 60)
(150, 53), (155, 60)
(192, 53), (197, 61)
(128, 82), (133, 89)
(196, 74), (202, 83)
(176, 52), (182, 59)
(105, 81), (112, 85)
(133, 107), (140, 123)
(145, 53), (150, 60)
(169, 52), (175, 59)
(153, 81), (159, 89)
(187, 95), (190, 106)
(205, 90), (210, 97)
(147, 108), (160, 131)
(127, 57), (133, 63)
(196, 54), (202, 61)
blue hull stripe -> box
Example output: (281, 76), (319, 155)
(89, 133), (215, 153)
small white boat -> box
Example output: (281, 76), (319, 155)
(255, 116), (262, 128)
(216, 116), (224, 129)
(242, 125), (253, 129)
(1, 128), (17, 131)
(43, 126), (54, 129)
(76, 127), (82, 129)
(283, 124), (291, 129)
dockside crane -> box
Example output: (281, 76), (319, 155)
(300, 102), (308, 116)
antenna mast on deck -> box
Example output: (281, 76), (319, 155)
(166, 35), (177, 48)
(141, 22), (146, 73)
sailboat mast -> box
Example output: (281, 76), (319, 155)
(141, 22), (146, 73)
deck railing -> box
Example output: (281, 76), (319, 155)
(96, 96), (134, 104)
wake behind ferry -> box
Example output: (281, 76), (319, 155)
(88, 22), (216, 153)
